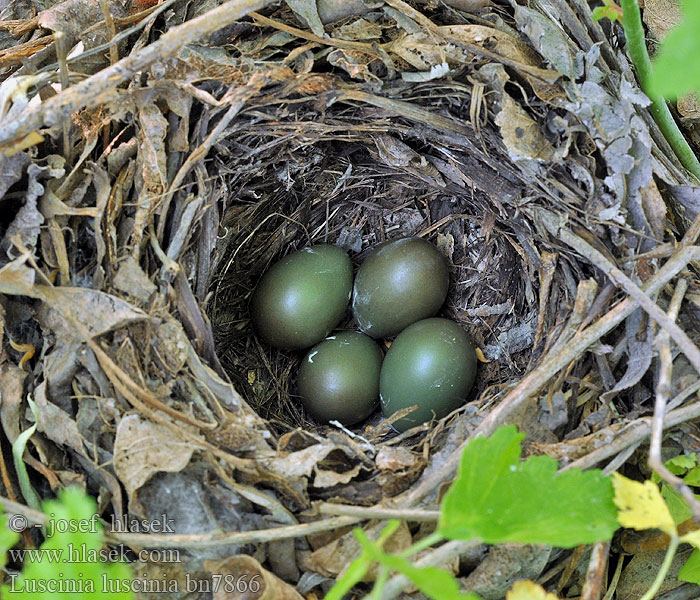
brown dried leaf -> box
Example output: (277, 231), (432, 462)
(639, 179), (667, 241)
(113, 414), (197, 500)
(332, 18), (383, 41)
(375, 445), (425, 496)
(113, 255), (157, 303)
(303, 520), (411, 580)
(37, 0), (127, 72)
(33, 382), (86, 455)
(0, 363), (27, 441)
(391, 24), (535, 69)
(327, 48), (377, 82)
(151, 319), (189, 375)
(390, 24), (561, 100)
(375, 445), (421, 471)
(205, 555), (304, 600)
(495, 93), (555, 162)
(38, 0), (104, 40)
(38, 286), (149, 337)
(0, 161), (58, 260)
(616, 547), (691, 600)
(314, 463), (362, 487)
(287, 0), (325, 36)
(0, 255), (36, 297)
(262, 441), (364, 488)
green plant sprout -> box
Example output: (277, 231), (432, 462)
(0, 487), (133, 599)
(592, 0), (623, 23)
(614, 0), (700, 179)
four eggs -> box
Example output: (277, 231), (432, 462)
(250, 237), (477, 432)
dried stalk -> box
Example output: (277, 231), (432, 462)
(0, 0), (274, 146)
(648, 277), (700, 516)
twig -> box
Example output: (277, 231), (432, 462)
(316, 504), (440, 522)
(648, 277), (700, 516)
(566, 399), (700, 472)
(619, 0), (700, 180)
(539, 210), (700, 375)
(156, 73), (268, 241)
(33, 0), (181, 75)
(0, 493), (363, 547)
(53, 31), (71, 163)
(98, 0), (119, 65)
(249, 11), (380, 52)
(602, 440), (642, 476)
(0, 0), (275, 147)
(581, 541), (611, 600)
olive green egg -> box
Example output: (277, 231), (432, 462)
(352, 237), (449, 338)
(380, 318), (476, 432)
(250, 245), (353, 349)
(297, 332), (383, 426)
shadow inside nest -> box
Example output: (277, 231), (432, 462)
(208, 139), (533, 435)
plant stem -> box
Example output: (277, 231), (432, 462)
(619, 0), (700, 180)
(398, 532), (444, 559)
(638, 533), (680, 600)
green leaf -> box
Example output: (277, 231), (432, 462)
(1, 487), (133, 598)
(324, 555), (372, 600)
(439, 425), (619, 547)
(648, 0), (700, 99)
(356, 530), (480, 600)
(661, 484), (693, 525)
(679, 548), (700, 584)
(683, 466), (700, 486)
(666, 454), (697, 475)
(592, 0), (623, 23)
(0, 512), (20, 570)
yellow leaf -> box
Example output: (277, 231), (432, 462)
(506, 580), (560, 600)
(681, 529), (700, 549)
(611, 472), (676, 535)
(0, 130), (44, 158)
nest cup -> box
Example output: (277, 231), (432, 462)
(208, 131), (532, 433)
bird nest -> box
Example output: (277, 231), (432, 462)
(1, 0), (700, 597)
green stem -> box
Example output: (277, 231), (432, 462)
(638, 533), (680, 600)
(368, 566), (391, 600)
(397, 532), (444, 559)
(620, 0), (700, 180)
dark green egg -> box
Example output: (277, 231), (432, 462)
(352, 237), (449, 338)
(250, 245), (353, 349)
(297, 332), (383, 426)
(380, 318), (476, 432)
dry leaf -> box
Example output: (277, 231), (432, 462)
(113, 255), (157, 303)
(495, 93), (555, 162)
(205, 555), (303, 600)
(303, 520), (412, 580)
(38, 286), (150, 337)
(113, 414), (198, 500)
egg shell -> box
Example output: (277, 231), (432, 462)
(352, 237), (449, 338)
(298, 331), (383, 426)
(250, 245), (353, 349)
(379, 318), (476, 432)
